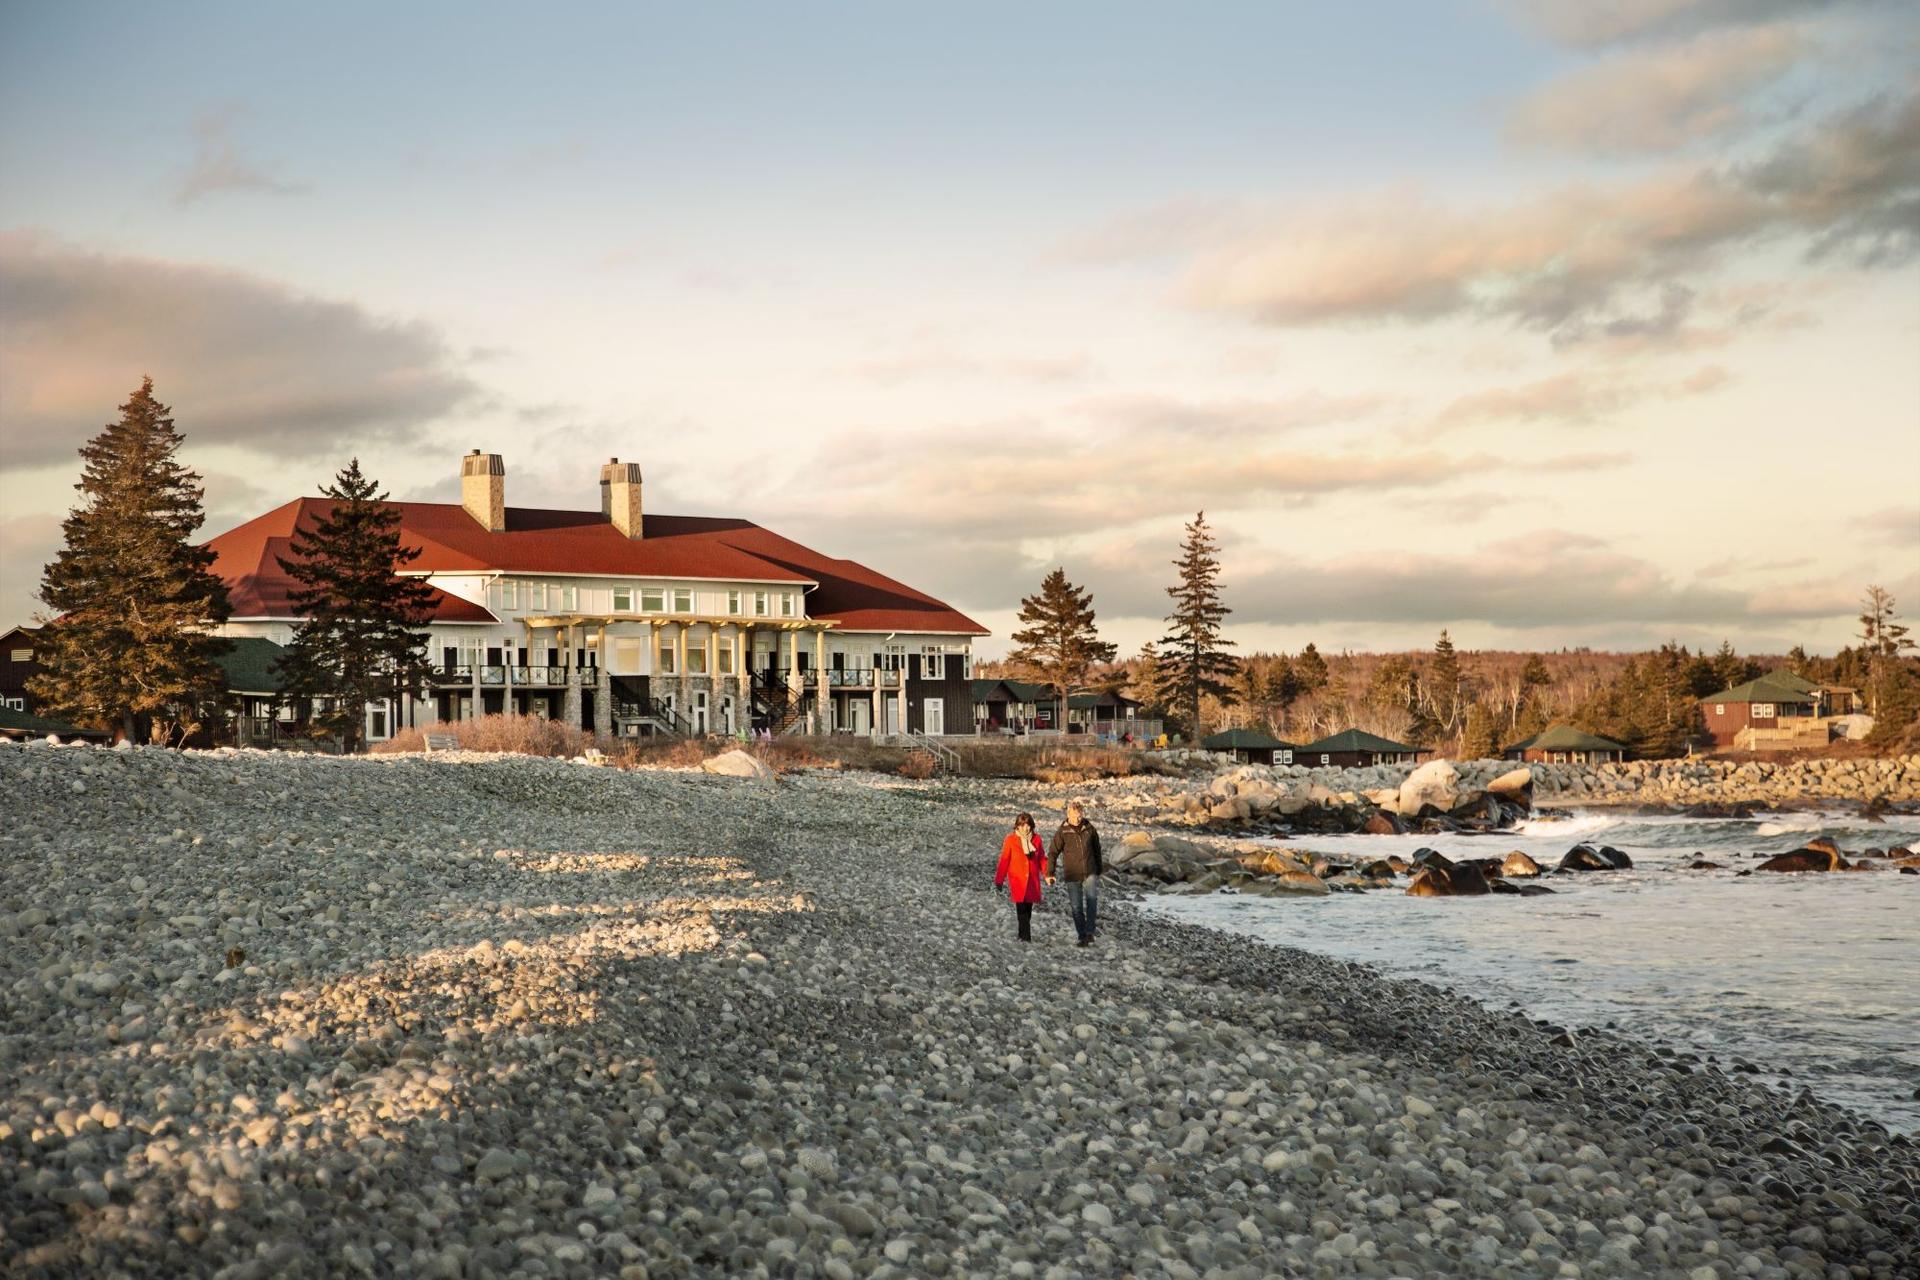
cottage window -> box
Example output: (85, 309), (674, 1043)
(1713, 704), (1724, 715)
(1319, 754), (1330, 765)
(641, 588), (665, 612)
(1754, 703), (1775, 719)
(672, 588), (693, 613)
(1279, 750), (1293, 765)
(780, 592), (796, 617)
(2, 695), (22, 711)
(9, 649), (29, 662)
(727, 590), (742, 615)
(754, 592), (770, 617)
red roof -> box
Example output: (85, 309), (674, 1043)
(204, 499), (987, 635)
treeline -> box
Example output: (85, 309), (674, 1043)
(983, 594), (1920, 758)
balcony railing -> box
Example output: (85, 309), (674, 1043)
(432, 664), (599, 687)
(825, 668), (904, 689)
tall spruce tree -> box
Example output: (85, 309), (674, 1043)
(1006, 568), (1117, 735)
(275, 459), (439, 752)
(1859, 585), (1916, 718)
(32, 379), (232, 743)
(1154, 512), (1236, 737)
(1424, 630), (1466, 737)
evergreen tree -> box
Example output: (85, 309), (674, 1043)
(1294, 643), (1329, 694)
(1711, 639), (1750, 691)
(275, 459), (439, 753)
(1785, 644), (1812, 677)
(1153, 512), (1237, 737)
(1460, 703), (1501, 761)
(1423, 630), (1467, 736)
(1858, 586), (1916, 717)
(1270, 654), (1303, 733)
(1513, 654), (1552, 730)
(31, 379), (232, 743)
(1007, 568), (1118, 735)
(1235, 659), (1273, 730)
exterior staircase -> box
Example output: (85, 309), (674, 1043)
(752, 670), (813, 735)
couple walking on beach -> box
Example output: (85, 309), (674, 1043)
(993, 801), (1103, 946)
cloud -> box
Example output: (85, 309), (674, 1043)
(849, 349), (1097, 386)
(1512, 0), (1849, 49)
(1508, 24), (1809, 154)
(0, 512), (62, 625)
(1851, 504), (1920, 543)
(1070, 390), (1393, 438)
(175, 107), (307, 204)
(1084, 527), (1854, 632)
(1422, 362), (1730, 435)
(1072, 84), (1920, 340)
(0, 232), (482, 471)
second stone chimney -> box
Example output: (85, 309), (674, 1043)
(461, 450), (505, 532)
(600, 458), (643, 539)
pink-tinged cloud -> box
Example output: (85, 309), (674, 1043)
(0, 232), (481, 471)
(1507, 23), (1808, 154)
(1072, 85), (1919, 338)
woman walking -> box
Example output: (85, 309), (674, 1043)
(993, 812), (1048, 942)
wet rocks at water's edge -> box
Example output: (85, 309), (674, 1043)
(3, 742), (1920, 1279)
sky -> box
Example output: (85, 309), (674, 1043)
(2, 0), (1916, 659)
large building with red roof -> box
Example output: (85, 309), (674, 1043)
(205, 451), (987, 741)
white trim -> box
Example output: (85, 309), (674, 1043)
(396, 569), (815, 587)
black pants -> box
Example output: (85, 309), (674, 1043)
(1015, 902), (1033, 941)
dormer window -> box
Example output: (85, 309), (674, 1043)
(641, 588), (665, 612)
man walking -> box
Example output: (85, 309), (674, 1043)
(1049, 800), (1103, 947)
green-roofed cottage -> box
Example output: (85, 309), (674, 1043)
(213, 636), (302, 748)
(970, 678), (1051, 734)
(1700, 667), (1861, 750)
(1502, 724), (1629, 764)
(0, 705), (112, 743)
(1295, 728), (1429, 768)
(1201, 727), (1298, 765)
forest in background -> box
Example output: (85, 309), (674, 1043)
(979, 629), (1920, 760)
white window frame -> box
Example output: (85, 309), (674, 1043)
(1713, 704), (1724, 715)
(560, 585), (577, 610)
(672, 588), (693, 613)
(367, 700), (391, 741)
(9, 649), (29, 662)
(780, 592), (796, 617)
(1754, 703), (1775, 720)
(641, 588), (665, 612)
(613, 586), (633, 612)
(498, 580), (520, 610)
(727, 590), (742, 615)
(659, 647), (677, 675)
(718, 646), (735, 675)
(754, 591), (770, 617)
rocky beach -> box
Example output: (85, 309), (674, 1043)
(4, 742), (1920, 1279)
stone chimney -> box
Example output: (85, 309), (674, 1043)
(461, 450), (505, 532)
(599, 458), (643, 539)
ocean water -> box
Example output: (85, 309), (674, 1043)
(1138, 809), (1920, 1133)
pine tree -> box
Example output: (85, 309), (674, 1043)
(1270, 654), (1302, 733)
(1460, 703), (1501, 761)
(30, 379), (232, 743)
(1424, 630), (1466, 737)
(1294, 643), (1329, 694)
(1711, 640), (1748, 691)
(1153, 512), (1236, 737)
(1858, 586), (1916, 717)
(1007, 568), (1118, 737)
(274, 459), (439, 753)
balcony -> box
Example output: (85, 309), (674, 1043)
(824, 667), (903, 690)
(432, 664), (596, 688)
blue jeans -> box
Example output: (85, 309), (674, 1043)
(1066, 877), (1100, 940)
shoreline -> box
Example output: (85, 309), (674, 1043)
(4, 744), (1918, 1277)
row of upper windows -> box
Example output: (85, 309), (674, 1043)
(488, 580), (799, 618)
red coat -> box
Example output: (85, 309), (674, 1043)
(994, 832), (1048, 904)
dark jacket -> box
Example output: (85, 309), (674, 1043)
(1050, 819), (1103, 882)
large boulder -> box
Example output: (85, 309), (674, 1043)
(701, 750), (773, 781)
(1398, 759), (1462, 817)
(1755, 846), (1848, 873)
(1500, 850), (1543, 878)
(1239, 848), (1311, 878)
(1558, 843), (1632, 872)
(1487, 767), (1534, 801)
(1359, 810), (1407, 835)
(1269, 869), (1331, 896)
(1405, 862), (1490, 897)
